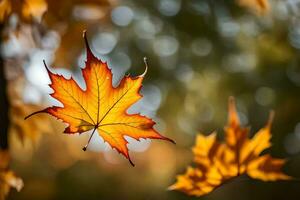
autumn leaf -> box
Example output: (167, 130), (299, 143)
(237, 0), (270, 15)
(0, 0), (47, 22)
(5, 77), (53, 144)
(0, 151), (23, 200)
(0, 0), (11, 22)
(169, 97), (290, 197)
(22, 0), (47, 21)
(25, 31), (174, 166)
(10, 102), (53, 144)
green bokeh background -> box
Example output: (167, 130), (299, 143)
(3, 0), (300, 199)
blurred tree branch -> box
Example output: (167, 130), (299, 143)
(0, 23), (9, 150)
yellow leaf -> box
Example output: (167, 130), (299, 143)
(170, 97), (291, 197)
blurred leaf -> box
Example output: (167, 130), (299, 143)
(10, 102), (52, 144)
(0, 151), (23, 200)
(7, 77), (53, 144)
(22, 0), (47, 22)
(0, 0), (11, 22)
(0, 0), (47, 22)
(169, 97), (290, 197)
(237, 0), (270, 15)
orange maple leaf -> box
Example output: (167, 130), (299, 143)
(169, 97), (290, 196)
(26, 31), (174, 166)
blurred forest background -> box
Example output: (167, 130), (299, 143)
(1, 0), (300, 199)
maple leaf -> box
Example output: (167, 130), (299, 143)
(0, 151), (23, 200)
(237, 0), (270, 15)
(25, 31), (174, 166)
(169, 97), (290, 196)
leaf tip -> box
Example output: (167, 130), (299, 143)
(82, 29), (87, 37)
(83, 30), (95, 61)
(24, 109), (46, 120)
(83, 30), (88, 48)
(139, 57), (148, 77)
(228, 96), (240, 126)
(165, 137), (176, 144)
(129, 159), (135, 167)
(156, 132), (175, 144)
(43, 60), (51, 75)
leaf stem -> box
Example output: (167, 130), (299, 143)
(82, 128), (97, 151)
